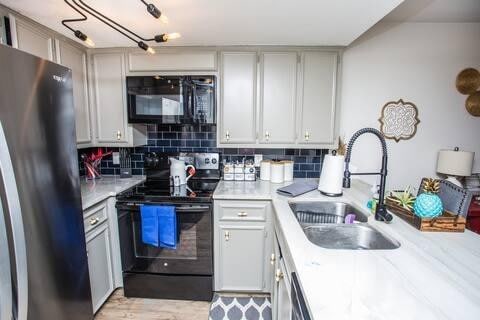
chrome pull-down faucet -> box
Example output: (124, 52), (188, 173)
(343, 128), (393, 223)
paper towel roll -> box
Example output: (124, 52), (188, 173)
(318, 154), (345, 196)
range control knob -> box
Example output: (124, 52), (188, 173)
(205, 158), (210, 164)
(211, 158), (217, 164)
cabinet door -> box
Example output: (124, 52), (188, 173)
(11, 17), (54, 61)
(217, 225), (266, 291)
(259, 52), (297, 144)
(220, 52), (257, 144)
(92, 53), (128, 143)
(298, 51), (338, 145)
(56, 40), (91, 145)
(86, 223), (114, 313)
(276, 258), (292, 320)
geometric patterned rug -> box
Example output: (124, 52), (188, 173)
(208, 294), (272, 320)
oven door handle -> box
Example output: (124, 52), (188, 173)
(175, 206), (210, 213)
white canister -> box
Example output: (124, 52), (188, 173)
(260, 160), (271, 181)
(283, 160), (294, 181)
(270, 162), (285, 183)
(223, 163), (234, 181)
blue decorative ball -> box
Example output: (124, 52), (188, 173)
(413, 193), (443, 218)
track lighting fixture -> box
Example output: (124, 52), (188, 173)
(62, 0), (95, 47)
(62, 0), (180, 52)
(141, 0), (169, 24)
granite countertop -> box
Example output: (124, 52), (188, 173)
(213, 179), (480, 320)
(80, 175), (145, 210)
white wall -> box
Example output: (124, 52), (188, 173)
(340, 22), (480, 191)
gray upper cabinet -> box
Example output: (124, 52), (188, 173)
(56, 40), (92, 146)
(128, 49), (217, 72)
(297, 51), (338, 145)
(259, 52), (298, 144)
(91, 52), (129, 144)
(220, 52), (257, 144)
(11, 16), (54, 61)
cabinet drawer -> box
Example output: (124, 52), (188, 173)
(217, 201), (269, 222)
(84, 202), (108, 233)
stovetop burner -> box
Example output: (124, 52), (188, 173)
(117, 179), (218, 203)
(117, 152), (220, 203)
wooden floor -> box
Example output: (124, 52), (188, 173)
(95, 289), (211, 320)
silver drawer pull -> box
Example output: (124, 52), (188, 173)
(225, 231), (230, 241)
(305, 130), (310, 141)
(116, 130), (122, 140)
(237, 212), (248, 217)
(225, 130), (230, 141)
(265, 131), (270, 141)
(89, 217), (100, 226)
(270, 253), (276, 265)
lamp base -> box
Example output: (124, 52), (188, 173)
(445, 176), (463, 188)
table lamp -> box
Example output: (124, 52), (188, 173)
(437, 147), (474, 187)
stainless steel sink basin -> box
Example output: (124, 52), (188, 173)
(303, 224), (400, 250)
(289, 201), (400, 250)
(289, 201), (369, 226)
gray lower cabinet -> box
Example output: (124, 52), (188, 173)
(84, 201), (115, 313)
(214, 200), (273, 293)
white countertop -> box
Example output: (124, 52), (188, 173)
(213, 179), (480, 320)
(80, 176), (145, 210)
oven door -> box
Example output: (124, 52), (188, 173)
(117, 202), (213, 275)
(126, 76), (193, 124)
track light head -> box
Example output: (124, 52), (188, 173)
(154, 33), (181, 43)
(74, 30), (95, 47)
(138, 41), (155, 54)
(147, 3), (161, 18)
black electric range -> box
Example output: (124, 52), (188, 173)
(116, 152), (220, 301)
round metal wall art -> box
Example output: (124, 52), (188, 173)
(379, 99), (420, 143)
(456, 68), (480, 95)
(466, 91), (480, 117)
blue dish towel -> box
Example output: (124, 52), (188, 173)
(140, 205), (177, 249)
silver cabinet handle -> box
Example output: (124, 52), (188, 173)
(0, 121), (28, 320)
(225, 130), (230, 141)
(275, 268), (284, 282)
(265, 131), (270, 141)
(305, 130), (310, 141)
(270, 253), (276, 266)
(116, 130), (122, 140)
(237, 212), (248, 217)
(224, 231), (230, 241)
(89, 217), (101, 226)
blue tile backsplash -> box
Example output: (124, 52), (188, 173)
(78, 124), (327, 178)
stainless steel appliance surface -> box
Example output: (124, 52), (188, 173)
(126, 76), (216, 125)
(291, 272), (312, 320)
(0, 45), (93, 319)
(116, 152), (220, 301)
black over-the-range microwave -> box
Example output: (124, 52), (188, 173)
(126, 75), (216, 125)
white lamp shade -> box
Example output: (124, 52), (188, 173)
(437, 149), (474, 177)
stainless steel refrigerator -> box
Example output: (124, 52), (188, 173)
(0, 44), (93, 319)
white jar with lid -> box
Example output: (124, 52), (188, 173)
(270, 161), (285, 183)
(260, 160), (271, 181)
(283, 160), (294, 181)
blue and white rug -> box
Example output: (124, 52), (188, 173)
(209, 294), (271, 320)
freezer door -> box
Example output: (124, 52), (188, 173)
(0, 45), (93, 319)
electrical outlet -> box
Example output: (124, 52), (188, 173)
(254, 154), (263, 167)
(112, 152), (120, 165)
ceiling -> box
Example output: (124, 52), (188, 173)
(0, 0), (404, 48)
(383, 0), (480, 22)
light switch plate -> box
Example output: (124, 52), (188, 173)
(112, 152), (120, 165)
(254, 154), (263, 167)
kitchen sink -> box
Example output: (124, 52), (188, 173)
(303, 224), (400, 250)
(289, 201), (400, 250)
(289, 201), (369, 225)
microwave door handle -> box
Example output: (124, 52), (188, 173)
(0, 121), (28, 320)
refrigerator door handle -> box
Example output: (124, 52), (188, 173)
(0, 121), (28, 320)
(0, 197), (12, 320)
